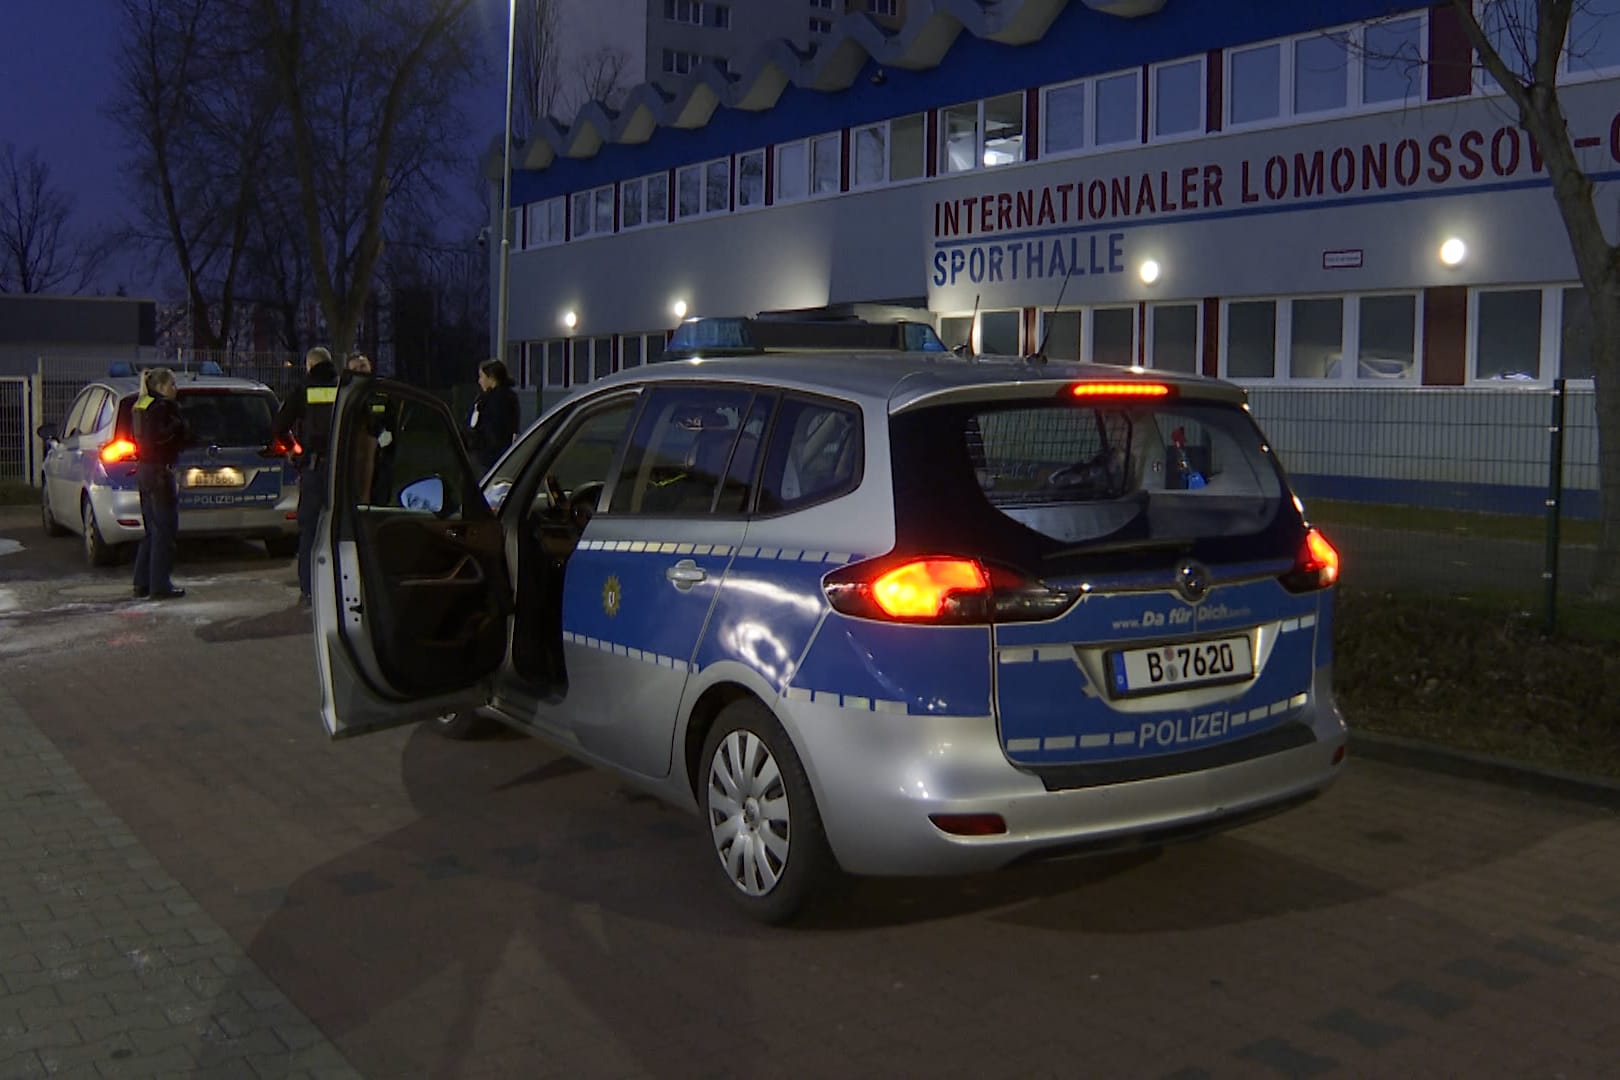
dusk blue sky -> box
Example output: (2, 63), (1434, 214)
(0, 1), (514, 298)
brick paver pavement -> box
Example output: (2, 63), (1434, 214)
(0, 678), (357, 1078)
(1, 546), (1619, 1077)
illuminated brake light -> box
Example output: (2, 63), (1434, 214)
(1069, 382), (1171, 399)
(100, 439), (137, 464)
(871, 559), (988, 619)
(1282, 528), (1341, 592)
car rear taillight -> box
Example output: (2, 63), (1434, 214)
(824, 556), (1079, 624)
(100, 438), (138, 464)
(1280, 528), (1340, 592)
(262, 433), (302, 458)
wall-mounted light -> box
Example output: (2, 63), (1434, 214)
(1139, 259), (1161, 285)
(1439, 237), (1467, 267)
(562, 310), (578, 330)
(672, 300), (688, 319)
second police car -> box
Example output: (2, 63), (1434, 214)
(310, 348), (1346, 923)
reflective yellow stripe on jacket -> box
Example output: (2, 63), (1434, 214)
(306, 386), (338, 404)
(134, 395), (154, 410)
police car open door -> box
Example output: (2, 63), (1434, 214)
(312, 377), (511, 738)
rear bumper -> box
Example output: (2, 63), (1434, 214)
(93, 485), (299, 544)
(783, 667), (1346, 877)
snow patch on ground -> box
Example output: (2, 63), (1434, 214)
(0, 539), (22, 558)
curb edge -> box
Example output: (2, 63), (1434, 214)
(1350, 729), (1620, 811)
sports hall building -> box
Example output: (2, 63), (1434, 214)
(497, 0), (1617, 516)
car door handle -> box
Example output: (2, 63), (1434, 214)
(665, 559), (706, 589)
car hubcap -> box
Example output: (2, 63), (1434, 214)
(707, 730), (789, 897)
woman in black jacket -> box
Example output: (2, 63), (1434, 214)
(466, 359), (521, 474)
(131, 367), (193, 600)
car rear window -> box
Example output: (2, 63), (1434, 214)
(890, 394), (1293, 572)
(113, 389), (277, 448)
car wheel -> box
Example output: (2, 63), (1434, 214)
(40, 485), (68, 538)
(82, 500), (118, 567)
(432, 708), (499, 740)
(700, 699), (834, 924)
(264, 535), (299, 558)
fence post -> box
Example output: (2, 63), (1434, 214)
(1543, 378), (1567, 636)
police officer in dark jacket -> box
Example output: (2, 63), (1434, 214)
(465, 358), (520, 475)
(131, 367), (192, 600)
(272, 346), (339, 606)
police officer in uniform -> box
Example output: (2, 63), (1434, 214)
(131, 367), (192, 600)
(272, 346), (339, 607)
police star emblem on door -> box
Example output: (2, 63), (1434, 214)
(602, 575), (622, 617)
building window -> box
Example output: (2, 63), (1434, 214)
(621, 174), (668, 230)
(663, 49), (701, 75)
(572, 191), (592, 239)
(594, 186), (614, 234)
(1294, 31), (1350, 114)
(737, 149), (765, 207)
(621, 335), (643, 371)
(544, 340), (569, 388)
(939, 315), (973, 352)
(1472, 288), (1544, 381)
(571, 187), (612, 239)
(978, 310), (1022, 356)
(1152, 57), (1205, 139)
(867, 0), (897, 15)
(1567, 5), (1620, 75)
(1288, 298), (1345, 379)
(572, 339), (591, 385)
(890, 113), (925, 181)
(1038, 310), (1082, 361)
(676, 157), (730, 219)
(1229, 43), (1282, 125)
(1356, 294), (1417, 380)
(1091, 307), (1136, 366)
(711, 4), (730, 30)
(853, 123), (886, 188)
(523, 196), (566, 248)
(1149, 304), (1200, 374)
(1225, 300), (1277, 379)
(590, 337), (614, 381)
(940, 92), (1024, 173)
(775, 140), (807, 201)
(664, 0), (702, 25)
(1094, 70), (1141, 147)
(1363, 15), (1424, 104)
(1043, 81), (1086, 156)
(811, 133), (840, 194)
(809, 17), (832, 34)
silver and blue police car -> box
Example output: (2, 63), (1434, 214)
(37, 367), (300, 565)
(311, 350), (1346, 922)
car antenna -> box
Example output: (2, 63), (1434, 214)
(1032, 250), (1081, 363)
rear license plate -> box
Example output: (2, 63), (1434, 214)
(182, 467), (245, 489)
(1109, 635), (1253, 697)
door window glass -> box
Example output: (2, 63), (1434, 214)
(350, 388), (487, 517)
(543, 401), (637, 501)
(612, 387), (757, 515)
(64, 390), (96, 437)
(758, 396), (863, 514)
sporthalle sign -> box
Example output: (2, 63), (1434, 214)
(927, 85), (1620, 300)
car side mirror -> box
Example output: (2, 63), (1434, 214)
(400, 476), (445, 514)
(36, 423), (58, 443)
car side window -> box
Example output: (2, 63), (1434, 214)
(610, 386), (758, 516)
(63, 390), (96, 438)
(536, 401), (637, 507)
(90, 392), (115, 434)
(757, 396), (863, 514)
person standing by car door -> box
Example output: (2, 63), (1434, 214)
(465, 359), (520, 475)
(272, 346), (339, 607)
(131, 368), (192, 600)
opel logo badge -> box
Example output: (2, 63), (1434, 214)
(1174, 560), (1211, 604)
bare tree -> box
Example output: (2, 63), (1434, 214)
(514, 0), (563, 135)
(254, 0), (484, 360)
(1454, 0), (1620, 596)
(0, 144), (102, 294)
(574, 46), (633, 111)
(108, 0), (279, 349)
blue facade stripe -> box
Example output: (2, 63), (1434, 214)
(512, 0), (1427, 203)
